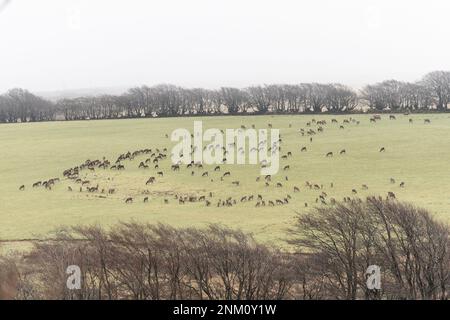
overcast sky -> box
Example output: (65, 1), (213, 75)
(0, 0), (449, 93)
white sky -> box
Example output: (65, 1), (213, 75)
(0, 0), (449, 93)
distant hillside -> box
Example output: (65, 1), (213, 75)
(38, 86), (129, 102)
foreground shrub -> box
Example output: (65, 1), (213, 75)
(289, 197), (450, 299)
(1, 197), (449, 300)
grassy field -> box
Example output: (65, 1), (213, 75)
(1, 114), (450, 247)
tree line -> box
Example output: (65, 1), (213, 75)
(1, 197), (449, 300)
(0, 71), (449, 123)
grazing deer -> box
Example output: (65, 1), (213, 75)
(362, 184), (368, 190)
(326, 152), (333, 157)
(301, 146), (307, 152)
(294, 186), (300, 192)
(143, 197), (149, 203)
(340, 149), (346, 155)
(214, 166), (220, 171)
(379, 147), (385, 152)
(387, 191), (396, 199)
(125, 197), (133, 204)
(32, 181), (42, 188)
(202, 172), (209, 177)
(352, 189), (357, 194)
(276, 182), (283, 188)
(19, 185), (25, 191)
(232, 181), (240, 186)
(389, 115), (396, 120)
(223, 171), (231, 177)
(390, 178), (396, 184)
(424, 119), (431, 124)
(399, 182), (405, 188)
(283, 165), (290, 171)
(157, 171), (164, 177)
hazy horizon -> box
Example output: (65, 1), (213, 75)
(1, 0), (450, 94)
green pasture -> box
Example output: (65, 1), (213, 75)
(1, 113), (449, 246)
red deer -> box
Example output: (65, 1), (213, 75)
(424, 119), (431, 124)
(283, 165), (290, 171)
(326, 152), (333, 157)
(379, 147), (385, 152)
(387, 191), (396, 199)
(19, 185), (25, 191)
(143, 197), (149, 203)
(125, 197), (133, 204)
(389, 115), (396, 120)
(301, 146), (307, 152)
(400, 182), (405, 188)
(232, 181), (240, 186)
(294, 186), (300, 192)
(340, 149), (346, 155)
(223, 171), (231, 177)
(157, 171), (164, 177)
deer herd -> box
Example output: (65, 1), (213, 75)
(18, 114), (428, 209)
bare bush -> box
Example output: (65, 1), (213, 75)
(289, 197), (450, 300)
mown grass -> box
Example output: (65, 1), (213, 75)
(1, 113), (449, 246)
